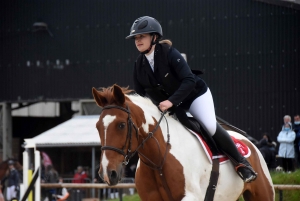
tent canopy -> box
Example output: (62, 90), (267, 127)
(24, 115), (101, 148)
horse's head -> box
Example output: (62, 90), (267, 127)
(92, 85), (143, 185)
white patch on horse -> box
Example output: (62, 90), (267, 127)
(103, 115), (116, 144)
(102, 115), (116, 180)
(127, 94), (157, 133)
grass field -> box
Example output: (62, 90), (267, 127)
(109, 169), (300, 201)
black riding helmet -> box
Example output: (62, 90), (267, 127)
(126, 16), (163, 54)
(126, 16), (163, 40)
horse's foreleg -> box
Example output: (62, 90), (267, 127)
(137, 186), (164, 201)
(135, 167), (164, 201)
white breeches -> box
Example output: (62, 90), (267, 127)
(6, 185), (17, 200)
(188, 88), (217, 136)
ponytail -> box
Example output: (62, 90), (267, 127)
(159, 39), (172, 46)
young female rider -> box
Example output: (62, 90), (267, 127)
(126, 16), (257, 183)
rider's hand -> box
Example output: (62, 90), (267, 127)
(159, 100), (173, 111)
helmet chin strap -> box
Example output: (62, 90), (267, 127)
(140, 35), (157, 54)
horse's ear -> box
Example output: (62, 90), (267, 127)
(92, 87), (107, 107)
(113, 84), (125, 105)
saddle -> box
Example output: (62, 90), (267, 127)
(173, 107), (249, 154)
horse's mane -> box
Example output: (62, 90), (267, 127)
(126, 94), (162, 118)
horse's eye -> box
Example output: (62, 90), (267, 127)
(118, 122), (126, 129)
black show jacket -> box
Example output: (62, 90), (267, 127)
(133, 43), (207, 110)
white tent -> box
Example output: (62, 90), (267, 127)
(24, 115), (100, 148)
(23, 115), (101, 198)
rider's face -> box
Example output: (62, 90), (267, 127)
(134, 34), (152, 53)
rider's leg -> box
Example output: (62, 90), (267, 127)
(188, 88), (257, 183)
(213, 123), (257, 182)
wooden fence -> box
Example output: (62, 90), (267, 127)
(41, 184), (300, 201)
(41, 183), (136, 189)
(42, 183), (300, 189)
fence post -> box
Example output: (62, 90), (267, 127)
(279, 190), (283, 201)
(119, 188), (123, 201)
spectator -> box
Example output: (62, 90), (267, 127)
(277, 116), (296, 172)
(258, 133), (277, 151)
(72, 166), (87, 183)
(257, 133), (277, 169)
(6, 160), (20, 201)
(293, 114), (300, 168)
(45, 165), (59, 201)
(45, 165), (59, 183)
(72, 166), (88, 199)
(52, 177), (69, 201)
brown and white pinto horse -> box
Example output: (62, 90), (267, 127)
(92, 85), (274, 201)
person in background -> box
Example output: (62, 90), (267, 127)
(292, 114), (300, 168)
(72, 166), (88, 199)
(72, 166), (87, 183)
(45, 165), (59, 201)
(6, 160), (19, 201)
(277, 116), (296, 172)
(52, 177), (69, 201)
(257, 133), (277, 169)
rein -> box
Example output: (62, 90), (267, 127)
(100, 104), (175, 201)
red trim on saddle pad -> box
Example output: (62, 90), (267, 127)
(188, 129), (251, 164)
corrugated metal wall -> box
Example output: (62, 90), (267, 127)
(1, 0), (299, 139)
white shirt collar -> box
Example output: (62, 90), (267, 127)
(145, 50), (155, 71)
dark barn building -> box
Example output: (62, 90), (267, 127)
(1, 0), (299, 172)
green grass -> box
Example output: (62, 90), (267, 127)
(271, 169), (300, 201)
(109, 170), (300, 201)
(109, 193), (140, 201)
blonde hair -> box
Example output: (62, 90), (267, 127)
(159, 39), (172, 46)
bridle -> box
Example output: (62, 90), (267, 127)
(100, 104), (175, 201)
(100, 104), (169, 166)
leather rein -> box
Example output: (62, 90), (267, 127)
(100, 104), (175, 201)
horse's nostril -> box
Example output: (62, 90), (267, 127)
(110, 170), (118, 180)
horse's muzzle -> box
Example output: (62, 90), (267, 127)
(99, 166), (123, 186)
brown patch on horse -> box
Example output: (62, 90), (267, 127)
(241, 140), (274, 201)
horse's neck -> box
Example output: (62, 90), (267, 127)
(138, 127), (169, 165)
